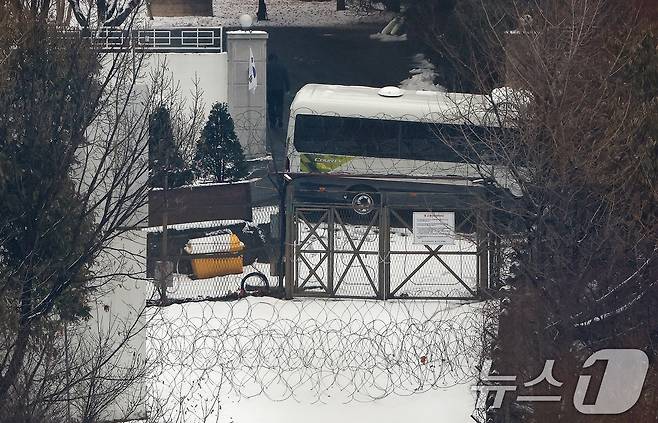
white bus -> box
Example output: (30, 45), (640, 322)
(285, 84), (520, 195)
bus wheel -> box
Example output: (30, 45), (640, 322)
(344, 185), (378, 215)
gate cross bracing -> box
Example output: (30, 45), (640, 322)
(286, 193), (490, 300)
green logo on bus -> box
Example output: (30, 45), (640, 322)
(299, 153), (353, 173)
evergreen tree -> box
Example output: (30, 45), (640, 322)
(148, 106), (193, 189)
(193, 103), (248, 183)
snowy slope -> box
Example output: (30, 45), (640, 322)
(147, 297), (485, 422)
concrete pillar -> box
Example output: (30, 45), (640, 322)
(227, 30), (268, 159)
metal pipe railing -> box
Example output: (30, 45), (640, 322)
(64, 27), (224, 52)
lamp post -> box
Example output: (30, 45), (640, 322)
(239, 14), (253, 30)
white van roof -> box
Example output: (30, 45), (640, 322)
(289, 84), (497, 125)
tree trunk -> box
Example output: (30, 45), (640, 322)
(0, 279), (33, 401)
(55, 0), (65, 24)
(0, 324), (30, 401)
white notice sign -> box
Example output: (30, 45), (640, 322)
(412, 212), (456, 245)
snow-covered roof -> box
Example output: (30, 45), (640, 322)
(289, 84), (498, 126)
(142, 205), (277, 233)
(149, 177), (258, 192)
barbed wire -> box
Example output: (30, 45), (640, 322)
(147, 297), (495, 421)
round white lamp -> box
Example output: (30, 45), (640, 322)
(239, 14), (253, 30)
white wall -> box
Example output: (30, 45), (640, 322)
(147, 52), (229, 119)
(84, 231), (150, 422)
(69, 51), (229, 421)
(67, 54), (152, 422)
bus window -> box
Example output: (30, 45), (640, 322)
(293, 115), (507, 163)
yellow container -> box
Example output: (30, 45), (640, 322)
(187, 233), (245, 278)
(191, 256), (244, 279)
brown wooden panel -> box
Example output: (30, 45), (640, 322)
(148, 183), (252, 227)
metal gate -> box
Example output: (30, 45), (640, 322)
(286, 192), (489, 300)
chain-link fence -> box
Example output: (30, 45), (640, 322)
(145, 202), (281, 304)
(145, 176), (495, 305)
(290, 202), (482, 299)
(286, 186), (491, 301)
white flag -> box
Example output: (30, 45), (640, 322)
(248, 47), (257, 92)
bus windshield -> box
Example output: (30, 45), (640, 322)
(293, 114), (512, 163)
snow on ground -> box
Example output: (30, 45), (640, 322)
(147, 297), (485, 422)
(399, 53), (446, 92)
(369, 32), (408, 42)
(218, 382), (474, 423)
(369, 15), (406, 42)
(143, 0), (393, 28)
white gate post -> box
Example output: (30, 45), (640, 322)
(226, 30), (268, 159)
